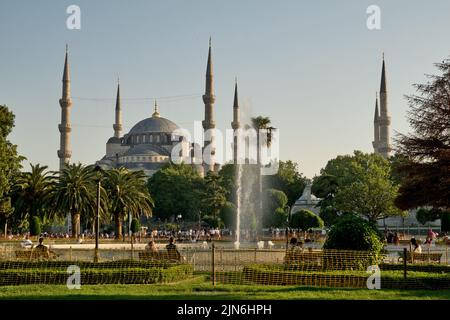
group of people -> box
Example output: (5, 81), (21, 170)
(145, 237), (182, 261)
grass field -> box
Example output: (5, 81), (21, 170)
(0, 276), (449, 300)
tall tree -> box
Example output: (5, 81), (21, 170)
(265, 160), (307, 207)
(395, 56), (450, 210)
(0, 105), (24, 236)
(201, 171), (227, 220)
(11, 164), (55, 231)
(103, 168), (153, 238)
(52, 164), (98, 238)
(313, 151), (405, 224)
(147, 163), (204, 222)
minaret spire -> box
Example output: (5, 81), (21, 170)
(113, 79), (123, 138)
(377, 53), (391, 158)
(380, 53), (387, 94)
(372, 92), (380, 154)
(202, 37), (216, 174)
(58, 45), (73, 171)
(231, 78), (241, 164)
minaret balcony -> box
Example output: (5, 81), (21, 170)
(59, 98), (73, 107)
(57, 150), (72, 158)
(202, 94), (216, 104)
(58, 124), (72, 133)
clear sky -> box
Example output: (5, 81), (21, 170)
(1, 0), (450, 178)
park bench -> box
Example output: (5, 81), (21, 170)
(284, 250), (323, 266)
(138, 251), (182, 262)
(15, 249), (57, 260)
(398, 252), (442, 264)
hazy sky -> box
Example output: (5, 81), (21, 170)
(1, 0), (450, 178)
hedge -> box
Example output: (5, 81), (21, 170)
(0, 259), (178, 270)
(0, 263), (193, 286)
(242, 264), (450, 290)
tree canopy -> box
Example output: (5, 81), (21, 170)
(395, 56), (450, 211)
(147, 163), (204, 222)
(290, 209), (324, 231)
(313, 151), (405, 223)
(0, 105), (24, 234)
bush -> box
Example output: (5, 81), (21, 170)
(441, 212), (450, 233)
(323, 214), (383, 269)
(0, 261), (193, 286)
(323, 214), (383, 253)
(131, 218), (141, 234)
(263, 189), (288, 228)
(202, 215), (224, 229)
(290, 209), (324, 231)
(241, 264), (450, 289)
(29, 216), (41, 236)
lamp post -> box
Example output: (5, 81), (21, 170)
(94, 165), (102, 263)
(286, 206), (292, 253)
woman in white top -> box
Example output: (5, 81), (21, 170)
(411, 238), (422, 253)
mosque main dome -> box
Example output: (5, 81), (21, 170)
(128, 116), (179, 135)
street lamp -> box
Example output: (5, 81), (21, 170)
(94, 165), (102, 263)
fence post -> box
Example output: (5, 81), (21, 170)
(211, 243), (216, 287)
(403, 248), (407, 280)
(69, 246), (72, 261)
(446, 246), (448, 264)
(254, 248), (257, 263)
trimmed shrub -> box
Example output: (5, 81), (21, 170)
(290, 209), (324, 231)
(0, 262), (193, 286)
(323, 214), (383, 253)
(131, 218), (141, 234)
(323, 214), (383, 269)
(29, 216), (41, 236)
(242, 264), (450, 289)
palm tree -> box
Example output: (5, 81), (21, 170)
(250, 116), (273, 240)
(11, 164), (55, 234)
(52, 163), (98, 238)
(251, 116), (271, 165)
(103, 168), (153, 239)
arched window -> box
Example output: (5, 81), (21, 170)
(143, 135), (146, 143)
(149, 135), (153, 143)
(156, 135), (160, 143)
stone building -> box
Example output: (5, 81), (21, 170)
(58, 40), (239, 177)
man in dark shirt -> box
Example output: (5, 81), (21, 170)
(34, 237), (50, 259)
(166, 237), (181, 261)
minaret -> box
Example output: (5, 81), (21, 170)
(377, 54), (392, 158)
(202, 38), (216, 173)
(58, 45), (73, 171)
(372, 93), (380, 154)
(231, 78), (240, 164)
(113, 79), (123, 138)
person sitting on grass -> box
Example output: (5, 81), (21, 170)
(166, 237), (181, 261)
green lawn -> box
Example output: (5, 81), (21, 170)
(0, 276), (449, 300)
